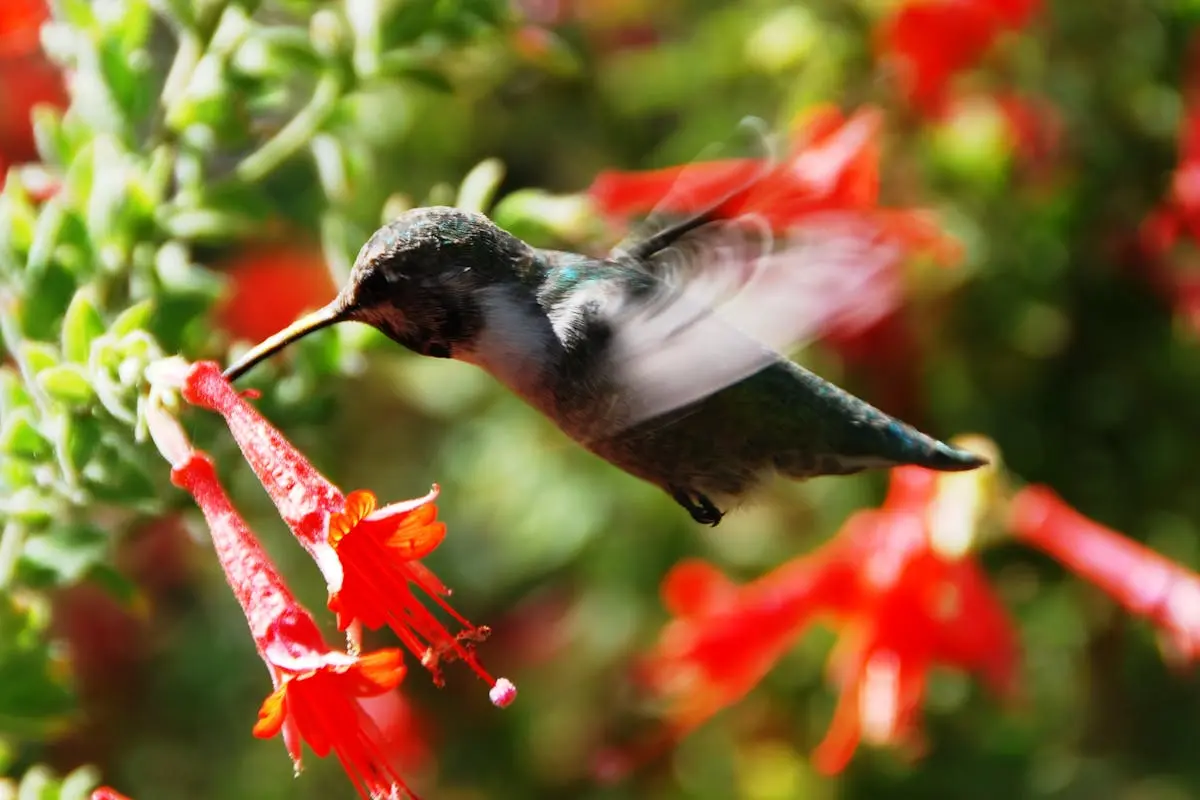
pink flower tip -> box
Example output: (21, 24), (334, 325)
(91, 788), (133, 800)
(489, 677), (517, 708)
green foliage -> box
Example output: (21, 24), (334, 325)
(3, 0), (1200, 798)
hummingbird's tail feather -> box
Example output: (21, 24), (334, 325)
(774, 361), (988, 478)
(223, 299), (348, 381)
(898, 435), (989, 471)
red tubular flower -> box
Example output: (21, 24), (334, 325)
(877, 0), (1041, 115)
(173, 360), (514, 704)
(1011, 485), (1200, 660)
(144, 404), (418, 800)
(642, 465), (1018, 774)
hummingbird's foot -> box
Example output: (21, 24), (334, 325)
(669, 486), (724, 527)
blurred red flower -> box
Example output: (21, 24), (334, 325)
(642, 465), (1018, 774)
(591, 105), (957, 257)
(0, 0), (66, 170)
(145, 405), (421, 800)
(171, 360), (515, 706)
(215, 243), (337, 344)
(589, 106), (961, 417)
(1011, 485), (1200, 661)
(1137, 39), (1200, 334)
(91, 788), (133, 800)
(877, 0), (1041, 115)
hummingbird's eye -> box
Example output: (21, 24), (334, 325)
(424, 342), (451, 359)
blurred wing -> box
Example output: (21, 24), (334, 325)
(606, 116), (779, 260)
(602, 212), (900, 429)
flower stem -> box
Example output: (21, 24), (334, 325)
(235, 73), (344, 184)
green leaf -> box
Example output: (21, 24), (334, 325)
(59, 766), (102, 800)
(60, 290), (105, 363)
(108, 299), (154, 337)
(99, 37), (155, 127)
(22, 263), (78, 341)
(57, 0), (97, 29)
(0, 171), (39, 263)
(87, 562), (142, 610)
(233, 26), (321, 78)
(399, 66), (454, 93)
(18, 342), (59, 375)
(0, 595), (76, 739)
(456, 158), (506, 214)
(81, 450), (157, 502)
(64, 414), (102, 474)
(37, 365), (95, 406)
(159, 208), (258, 242)
(20, 524), (110, 585)
(25, 197), (67, 277)
(0, 410), (52, 460)
(84, 137), (133, 245)
(0, 369), (34, 416)
(31, 106), (68, 167)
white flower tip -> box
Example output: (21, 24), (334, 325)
(144, 399), (192, 467)
(489, 677), (517, 708)
(145, 356), (192, 390)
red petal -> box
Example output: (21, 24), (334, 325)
(661, 559), (737, 617)
(253, 685), (289, 740)
(588, 159), (762, 217)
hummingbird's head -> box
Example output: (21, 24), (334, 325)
(222, 206), (539, 381)
(342, 206), (538, 358)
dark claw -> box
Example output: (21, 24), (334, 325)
(669, 486), (724, 527)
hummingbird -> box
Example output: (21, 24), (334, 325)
(223, 203), (985, 526)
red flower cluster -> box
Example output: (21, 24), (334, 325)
(877, 0), (1041, 115)
(643, 463), (1017, 774)
(640, 451), (1200, 773)
(1138, 40), (1200, 334)
(589, 105), (961, 416)
(146, 360), (515, 797)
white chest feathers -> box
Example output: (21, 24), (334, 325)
(453, 284), (558, 403)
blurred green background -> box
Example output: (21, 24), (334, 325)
(5, 0), (1200, 798)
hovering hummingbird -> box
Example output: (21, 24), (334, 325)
(223, 201), (984, 526)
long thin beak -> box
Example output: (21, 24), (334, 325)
(223, 299), (348, 381)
